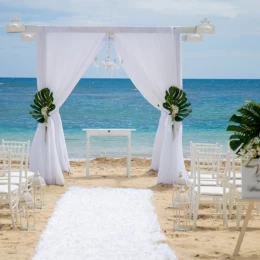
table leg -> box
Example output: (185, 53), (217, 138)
(127, 135), (131, 178)
(233, 201), (254, 256)
(86, 135), (90, 178)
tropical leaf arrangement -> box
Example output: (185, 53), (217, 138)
(161, 86), (192, 128)
(227, 100), (260, 164)
(29, 88), (55, 142)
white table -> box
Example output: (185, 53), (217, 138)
(82, 129), (136, 178)
(233, 199), (260, 256)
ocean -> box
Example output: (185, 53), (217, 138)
(0, 78), (259, 158)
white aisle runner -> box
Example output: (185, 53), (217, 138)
(33, 187), (177, 260)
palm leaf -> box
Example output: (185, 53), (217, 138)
(29, 88), (55, 124)
(162, 86), (192, 123)
(227, 100), (260, 153)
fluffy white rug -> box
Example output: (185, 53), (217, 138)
(33, 187), (177, 260)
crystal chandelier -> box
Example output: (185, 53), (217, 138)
(93, 33), (123, 75)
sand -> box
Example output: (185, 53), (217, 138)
(0, 158), (260, 260)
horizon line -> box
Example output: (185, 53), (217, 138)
(0, 77), (260, 80)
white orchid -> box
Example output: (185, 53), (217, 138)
(41, 106), (48, 116)
(171, 105), (179, 122)
(241, 139), (260, 165)
(239, 149), (245, 156)
(253, 137), (259, 144)
(171, 105), (179, 114)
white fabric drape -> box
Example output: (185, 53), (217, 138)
(114, 28), (187, 184)
(30, 28), (106, 185)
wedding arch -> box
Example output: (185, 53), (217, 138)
(6, 18), (215, 185)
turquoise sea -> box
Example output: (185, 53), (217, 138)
(0, 78), (259, 158)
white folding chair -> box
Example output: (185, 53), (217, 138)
(189, 142), (220, 179)
(226, 142), (242, 219)
(192, 151), (230, 230)
(0, 144), (27, 194)
(1, 140), (34, 193)
(188, 144), (222, 218)
(0, 149), (19, 228)
(227, 142), (242, 180)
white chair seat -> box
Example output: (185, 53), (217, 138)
(8, 171), (35, 178)
(0, 177), (26, 185)
(188, 178), (218, 186)
(0, 185), (19, 193)
(193, 186), (230, 196)
(228, 179), (242, 187)
(188, 173), (217, 179)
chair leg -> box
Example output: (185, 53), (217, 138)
(223, 197), (229, 229)
(229, 189), (234, 219)
(188, 187), (193, 220)
(236, 201), (242, 231)
(193, 197), (199, 230)
(9, 202), (16, 228)
(15, 200), (19, 224)
(213, 197), (217, 212)
(215, 198), (221, 214)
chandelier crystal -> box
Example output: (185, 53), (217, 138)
(93, 33), (123, 76)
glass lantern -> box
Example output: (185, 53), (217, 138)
(172, 172), (187, 205)
(32, 171), (46, 209)
(172, 172), (190, 231)
(19, 188), (35, 231)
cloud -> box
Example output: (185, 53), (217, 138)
(1, 0), (260, 23)
(134, 0), (239, 18)
(1, 0), (260, 79)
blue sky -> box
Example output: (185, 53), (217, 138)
(0, 0), (260, 79)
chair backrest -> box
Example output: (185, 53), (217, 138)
(0, 149), (12, 195)
(1, 144), (25, 193)
(190, 142), (221, 178)
(195, 151), (230, 195)
(0, 149), (7, 177)
(1, 144), (25, 167)
(190, 142), (220, 156)
(1, 140), (30, 173)
(227, 141), (242, 181)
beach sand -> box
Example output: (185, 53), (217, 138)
(1, 158), (260, 260)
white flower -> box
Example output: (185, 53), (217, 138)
(41, 106), (48, 116)
(247, 144), (252, 151)
(171, 105), (179, 114)
(171, 105), (179, 121)
(250, 149), (257, 156)
(239, 149), (245, 156)
(241, 140), (260, 164)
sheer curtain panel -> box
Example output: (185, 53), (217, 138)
(114, 28), (187, 184)
(30, 27), (106, 184)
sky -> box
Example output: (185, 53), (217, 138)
(0, 0), (260, 79)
